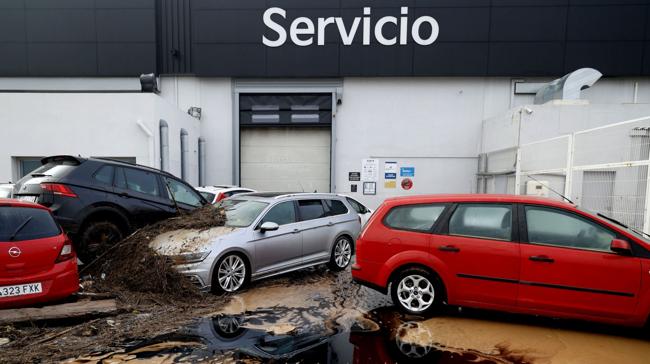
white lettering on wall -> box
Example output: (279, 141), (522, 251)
(261, 7), (440, 47)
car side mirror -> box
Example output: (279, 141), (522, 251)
(259, 222), (279, 233)
(610, 239), (632, 255)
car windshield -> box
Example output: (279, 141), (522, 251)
(216, 199), (268, 227)
(200, 191), (216, 202)
(589, 211), (650, 245)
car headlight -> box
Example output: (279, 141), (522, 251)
(170, 251), (211, 264)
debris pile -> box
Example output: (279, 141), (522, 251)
(82, 205), (226, 299)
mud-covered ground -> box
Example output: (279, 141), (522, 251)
(4, 264), (649, 364)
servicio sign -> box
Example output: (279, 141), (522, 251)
(263, 7), (439, 47)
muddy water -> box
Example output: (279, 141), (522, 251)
(67, 267), (650, 364)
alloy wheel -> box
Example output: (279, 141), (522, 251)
(217, 255), (246, 292)
(334, 238), (352, 268)
(396, 274), (435, 312)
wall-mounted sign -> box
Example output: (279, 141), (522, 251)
(263, 7), (440, 48)
(400, 167), (415, 177)
(349, 172), (361, 181)
(361, 159), (379, 182)
(384, 161), (397, 179)
(385, 181), (396, 189)
(363, 182), (377, 195)
(401, 178), (413, 190)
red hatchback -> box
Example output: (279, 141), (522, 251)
(352, 194), (650, 327)
(0, 199), (78, 308)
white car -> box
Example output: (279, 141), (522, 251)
(338, 195), (373, 226)
(0, 183), (13, 198)
(196, 185), (255, 204)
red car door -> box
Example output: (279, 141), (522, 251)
(432, 203), (520, 308)
(518, 205), (640, 320)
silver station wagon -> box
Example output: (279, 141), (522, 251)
(151, 193), (362, 293)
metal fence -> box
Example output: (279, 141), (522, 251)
(480, 116), (650, 233)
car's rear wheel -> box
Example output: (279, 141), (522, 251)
(78, 220), (124, 263)
(391, 268), (444, 316)
(328, 236), (353, 271)
(212, 253), (249, 294)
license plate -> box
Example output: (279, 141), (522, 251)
(0, 283), (42, 298)
(17, 195), (38, 203)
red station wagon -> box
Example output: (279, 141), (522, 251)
(0, 199), (78, 308)
(352, 194), (650, 327)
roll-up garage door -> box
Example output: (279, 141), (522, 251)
(239, 93), (332, 193)
(240, 127), (330, 192)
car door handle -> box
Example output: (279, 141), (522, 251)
(438, 245), (460, 253)
(529, 255), (554, 263)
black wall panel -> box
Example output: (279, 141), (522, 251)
(0, 0), (648, 77)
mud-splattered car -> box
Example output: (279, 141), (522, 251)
(150, 193), (361, 293)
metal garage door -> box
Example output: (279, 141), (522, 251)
(240, 127), (330, 192)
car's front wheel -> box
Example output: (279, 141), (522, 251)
(212, 253), (249, 294)
(328, 236), (353, 271)
(390, 268), (444, 316)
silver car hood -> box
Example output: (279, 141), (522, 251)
(149, 226), (242, 256)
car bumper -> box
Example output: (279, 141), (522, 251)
(351, 261), (387, 294)
(0, 258), (79, 309)
(173, 261), (212, 292)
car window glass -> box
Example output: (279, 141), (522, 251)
(0, 207), (60, 241)
(200, 191), (216, 203)
(384, 204), (446, 232)
(122, 168), (159, 197)
(346, 197), (365, 213)
(324, 199), (348, 216)
(525, 206), (615, 251)
(164, 178), (202, 207)
(298, 200), (327, 221)
(449, 204), (512, 241)
(93, 165), (114, 186)
(217, 199), (269, 227)
(261, 201), (296, 226)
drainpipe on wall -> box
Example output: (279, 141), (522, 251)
(136, 119), (155, 167)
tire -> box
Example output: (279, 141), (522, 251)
(78, 220), (124, 263)
(328, 235), (353, 271)
(390, 267), (444, 316)
(212, 253), (249, 294)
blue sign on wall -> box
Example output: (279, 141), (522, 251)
(400, 167), (415, 177)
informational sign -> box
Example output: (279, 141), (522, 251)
(363, 182), (377, 195)
(384, 161), (397, 180)
(349, 172), (361, 181)
(400, 167), (415, 177)
(385, 181), (396, 189)
(401, 178), (413, 190)
(361, 159), (379, 182)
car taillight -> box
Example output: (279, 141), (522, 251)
(41, 183), (77, 198)
(55, 239), (75, 263)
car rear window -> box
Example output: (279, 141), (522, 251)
(16, 161), (77, 184)
(384, 204), (446, 232)
(0, 206), (60, 242)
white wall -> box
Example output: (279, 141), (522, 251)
(0, 93), (200, 185)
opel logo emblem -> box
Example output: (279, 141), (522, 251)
(8, 247), (21, 258)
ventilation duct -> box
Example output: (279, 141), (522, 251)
(534, 68), (602, 105)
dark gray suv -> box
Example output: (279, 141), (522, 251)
(12, 155), (206, 261)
